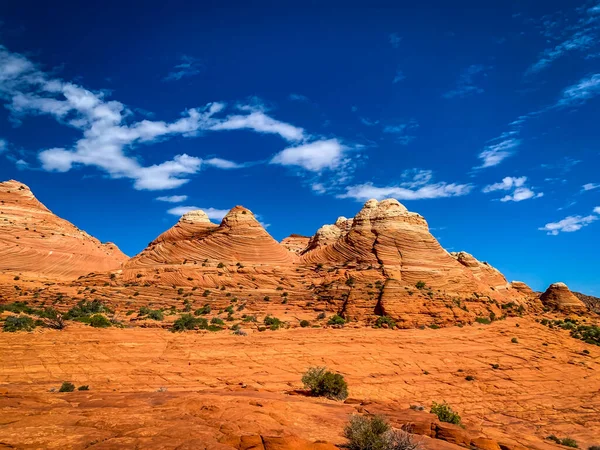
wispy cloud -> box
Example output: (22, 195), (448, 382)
(167, 205), (229, 220)
(389, 33), (402, 48)
(483, 176), (543, 202)
(339, 169), (472, 201)
(539, 209), (598, 235)
(156, 195), (188, 203)
(526, 3), (600, 75)
(383, 119), (418, 145)
(289, 93), (309, 102)
(444, 64), (488, 99)
(583, 182), (600, 191)
(359, 117), (379, 126)
(164, 55), (203, 82)
(556, 73), (600, 107)
(0, 45), (320, 191)
(393, 68), (405, 84)
(0, 138), (6, 153)
(270, 139), (348, 172)
(476, 138), (521, 168)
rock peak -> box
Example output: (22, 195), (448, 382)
(221, 205), (259, 227)
(180, 210), (211, 224)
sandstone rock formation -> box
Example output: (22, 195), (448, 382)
(0, 180), (127, 279)
(123, 206), (296, 285)
(280, 234), (310, 254)
(450, 251), (509, 291)
(539, 282), (588, 313)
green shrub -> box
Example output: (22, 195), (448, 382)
(511, 337), (518, 344)
(546, 435), (561, 444)
(264, 316), (283, 330)
(475, 317), (491, 325)
(415, 281), (426, 290)
(430, 401), (461, 425)
(89, 315), (111, 328)
(3, 316), (36, 332)
(561, 438), (578, 448)
(59, 382), (75, 392)
(301, 366), (348, 401)
(343, 414), (419, 450)
(327, 314), (346, 326)
(78, 385), (89, 391)
(211, 317), (224, 325)
(374, 316), (396, 328)
(300, 320), (310, 328)
(147, 310), (164, 321)
(172, 314), (208, 332)
(194, 304), (211, 315)
(65, 300), (110, 319)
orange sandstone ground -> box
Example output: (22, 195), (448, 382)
(0, 320), (599, 449)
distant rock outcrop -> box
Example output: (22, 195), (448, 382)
(540, 282), (588, 313)
(280, 234), (310, 254)
(0, 180), (127, 279)
(573, 291), (600, 314)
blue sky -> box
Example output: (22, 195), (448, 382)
(0, 0), (599, 294)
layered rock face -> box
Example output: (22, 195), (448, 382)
(540, 282), (588, 313)
(301, 199), (491, 294)
(451, 251), (510, 291)
(280, 234), (310, 254)
(123, 206), (296, 285)
(0, 180), (127, 279)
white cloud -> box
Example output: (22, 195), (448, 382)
(209, 111), (305, 142)
(203, 158), (243, 169)
(340, 170), (472, 201)
(539, 214), (597, 235)
(389, 33), (402, 48)
(0, 138), (6, 153)
(444, 64), (487, 99)
(156, 195), (188, 203)
(477, 138), (521, 168)
(594, 206), (600, 214)
(483, 176), (543, 202)
(164, 55), (203, 82)
(0, 46), (316, 190)
(528, 33), (595, 75)
(167, 206), (229, 220)
(583, 183), (600, 191)
(270, 139), (348, 172)
(557, 73), (600, 107)
(482, 176), (527, 192)
(500, 187), (543, 202)
(311, 182), (326, 194)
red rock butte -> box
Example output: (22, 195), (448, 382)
(0, 180), (127, 280)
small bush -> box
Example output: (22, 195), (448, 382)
(344, 414), (420, 450)
(561, 438), (578, 448)
(375, 316), (396, 328)
(415, 281), (426, 290)
(511, 337), (518, 344)
(327, 314), (346, 326)
(264, 316), (283, 330)
(89, 315), (111, 328)
(233, 329), (247, 336)
(211, 317), (224, 325)
(194, 304), (211, 315)
(317, 312), (326, 320)
(475, 317), (491, 325)
(3, 316), (36, 332)
(78, 385), (89, 391)
(300, 320), (310, 328)
(147, 310), (164, 321)
(301, 366), (348, 401)
(430, 401), (461, 425)
(465, 375), (475, 381)
(172, 314), (207, 332)
(59, 382), (76, 392)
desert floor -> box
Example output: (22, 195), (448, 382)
(0, 318), (598, 449)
